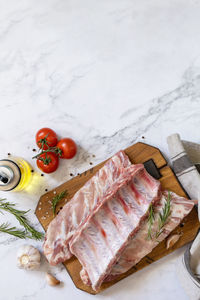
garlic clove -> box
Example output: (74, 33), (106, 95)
(17, 245), (41, 270)
(166, 233), (181, 249)
(46, 272), (60, 286)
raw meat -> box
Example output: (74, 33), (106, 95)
(70, 165), (161, 291)
(104, 191), (195, 281)
(43, 151), (131, 265)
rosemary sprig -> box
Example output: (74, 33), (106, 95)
(156, 191), (171, 238)
(0, 199), (44, 240)
(0, 222), (28, 239)
(147, 204), (155, 239)
(52, 190), (67, 216)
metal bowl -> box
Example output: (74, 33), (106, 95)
(183, 245), (200, 289)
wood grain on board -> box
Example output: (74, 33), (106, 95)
(35, 142), (199, 294)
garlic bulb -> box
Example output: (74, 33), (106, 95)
(46, 272), (60, 286)
(17, 245), (41, 270)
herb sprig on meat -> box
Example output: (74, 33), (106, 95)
(52, 190), (68, 216)
(156, 191), (171, 238)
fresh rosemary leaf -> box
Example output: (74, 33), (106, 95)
(16, 215), (44, 240)
(52, 190), (67, 216)
(0, 199), (44, 240)
(156, 191), (171, 238)
(147, 204), (155, 240)
(0, 222), (27, 239)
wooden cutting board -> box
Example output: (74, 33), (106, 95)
(35, 142), (199, 294)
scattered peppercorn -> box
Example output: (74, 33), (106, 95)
(7, 153), (11, 156)
(41, 174), (44, 177)
(31, 169), (34, 173)
(180, 223), (184, 227)
(70, 173), (73, 177)
(89, 162), (93, 165)
(32, 148), (37, 152)
(142, 136), (145, 139)
(45, 189), (48, 192)
(77, 173), (80, 175)
(92, 154), (95, 157)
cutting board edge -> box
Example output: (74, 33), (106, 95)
(125, 142), (168, 166)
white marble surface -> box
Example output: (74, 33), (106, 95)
(0, 0), (200, 299)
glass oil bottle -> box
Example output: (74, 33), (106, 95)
(0, 157), (33, 192)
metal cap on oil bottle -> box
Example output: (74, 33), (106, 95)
(0, 159), (22, 191)
(0, 157), (33, 192)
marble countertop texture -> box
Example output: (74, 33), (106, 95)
(0, 0), (200, 299)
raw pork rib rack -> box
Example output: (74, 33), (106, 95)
(38, 143), (199, 294)
(43, 151), (131, 265)
(70, 163), (161, 290)
(104, 191), (195, 281)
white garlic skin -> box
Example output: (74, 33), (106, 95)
(46, 272), (60, 286)
(17, 245), (41, 270)
(166, 234), (181, 249)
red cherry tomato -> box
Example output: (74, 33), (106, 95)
(57, 138), (77, 159)
(36, 128), (58, 150)
(36, 152), (59, 173)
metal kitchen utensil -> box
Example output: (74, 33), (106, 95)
(183, 243), (200, 289)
